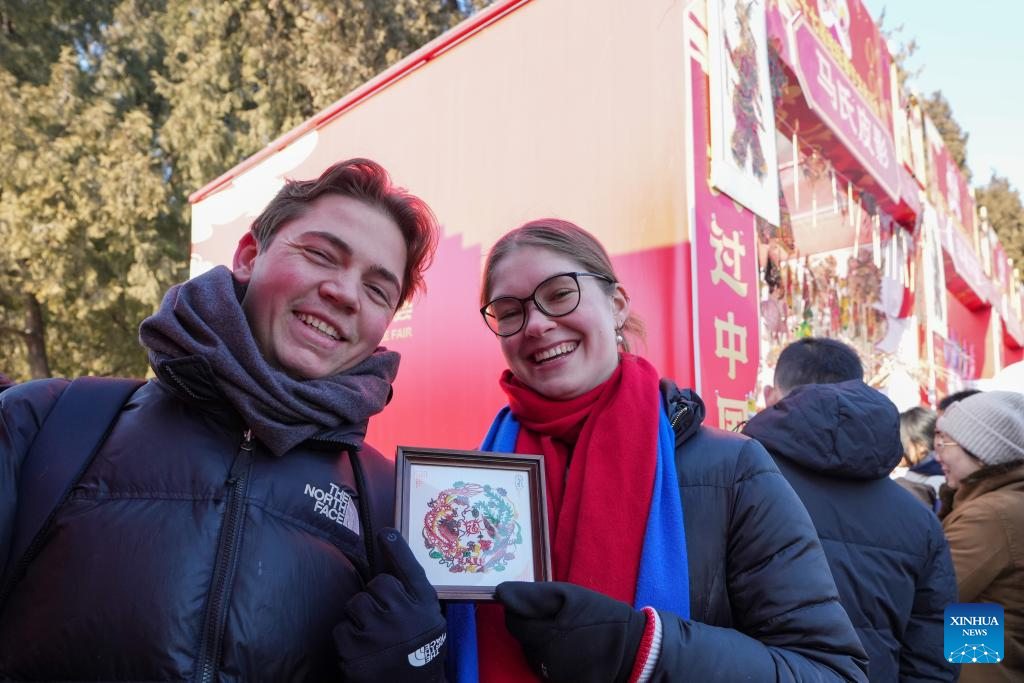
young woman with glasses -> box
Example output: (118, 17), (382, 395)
(445, 219), (868, 683)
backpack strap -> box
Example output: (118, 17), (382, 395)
(0, 376), (144, 604)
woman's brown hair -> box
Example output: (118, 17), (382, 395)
(481, 218), (645, 351)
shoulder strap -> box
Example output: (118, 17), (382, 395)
(1, 376), (144, 601)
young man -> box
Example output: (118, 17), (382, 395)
(0, 159), (447, 682)
(744, 337), (959, 682)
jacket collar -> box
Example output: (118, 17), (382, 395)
(659, 379), (706, 447)
(740, 380), (902, 480)
(953, 461), (1024, 507)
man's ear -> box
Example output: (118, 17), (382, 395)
(764, 385), (783, 408)
(611, 283), (631, 328)
(233, 231), (260, 284)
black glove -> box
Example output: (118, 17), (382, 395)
(495, 581), (649, 683)
(334, 528), (447, 682)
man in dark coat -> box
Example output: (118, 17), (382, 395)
(0, 159), (447, 681)
(744, 337), (959, 682)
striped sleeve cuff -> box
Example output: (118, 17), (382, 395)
(628, 606), (663, 683)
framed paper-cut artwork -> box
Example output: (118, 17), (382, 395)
(395, 447), (551, 600)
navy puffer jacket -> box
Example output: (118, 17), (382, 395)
(743, 380), (959, 682)
(651, 381), (868, 681)
(0, 374), (394, 682)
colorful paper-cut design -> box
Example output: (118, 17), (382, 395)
(726, 0), (768, 180)
(422, 482), (523, 574)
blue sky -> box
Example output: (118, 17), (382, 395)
(861, 1), (1023, 192)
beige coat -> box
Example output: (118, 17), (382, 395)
(942, 462), (1024, 683)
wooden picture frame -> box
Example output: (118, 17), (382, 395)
(395, 446), (551, 600)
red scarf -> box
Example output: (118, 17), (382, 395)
(476, 354), (661, 682)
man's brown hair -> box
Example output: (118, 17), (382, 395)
(250, 158), (439, 305)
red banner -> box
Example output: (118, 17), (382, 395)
(941, 218), (994, 310)
(1005, 316), (1024, 350)
(945, 296), (989, 381)
(790, 21), (899, 202)
(690, 53), (760, 430)
(932, 331), (948, 399)
(926, 119), (975, 238)
(796, 0), (893, 123)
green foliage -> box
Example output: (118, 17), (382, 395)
(155, 0), (472, 195)
(1, 0), (480, 380)
(0, 0), (118, 84)
(976, 175), (1024, 285)
(0, 42), (178, 378)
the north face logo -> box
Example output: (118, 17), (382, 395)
(304, 483), (359, 534)
(408, 633), (446, 667)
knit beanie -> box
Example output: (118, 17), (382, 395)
(936, 391), (1024, 466)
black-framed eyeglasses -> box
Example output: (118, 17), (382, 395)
(480, 271), (614, 337)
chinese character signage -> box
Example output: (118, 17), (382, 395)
(925, 117), (975, 240)
(790, 21), (899, 202)
(796, 0), (894, 119)
(907, 101), (928, 188)
(689, 47), (760, 430)
(921, 205), (949, 339)
(940, 214), (993, 310)
(708, 0), (781, 226)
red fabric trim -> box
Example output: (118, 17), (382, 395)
(477, 354), (662, 682)
(628, 607), (658, 683)
(505, 354), (660, 599)
(475, 602), (535, 682)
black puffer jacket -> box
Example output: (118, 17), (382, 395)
(0, 372), (394, 681)
(651, 381), (868, 681)
(743, 380), (959, 682)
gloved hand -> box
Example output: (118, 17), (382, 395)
(334, 528), (447, 682)
(495, 581), (650, 683)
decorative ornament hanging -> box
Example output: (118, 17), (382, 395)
(830, 169), (838, 214)
(872, 213), (881, 268)
(792, 122), (799, 210)
(853, 193), (862, 257)
(847, 181), (854, 228)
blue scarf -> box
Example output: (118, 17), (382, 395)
(445, 400), (689, 681)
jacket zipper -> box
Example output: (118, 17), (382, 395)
(165, 365), (205, 401)
(194, 429), (253, 683)
(670, 403), (690, 431)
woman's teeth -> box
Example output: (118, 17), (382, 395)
(534, 342), (577, 363)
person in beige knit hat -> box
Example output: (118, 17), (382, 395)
(935, 390), (1024, 487)
(935, 390), (1024, 683)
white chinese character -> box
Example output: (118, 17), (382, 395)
(816, 51), (837, 109)
(857, 106), (873, 150)
(838, 83), (854, 123)
(873, 124), (890, 168)
(393, 302), (414, 322)
(709, 214), (749, 297)
(713, 312), (749, 380)
(717, 396), (750, 432)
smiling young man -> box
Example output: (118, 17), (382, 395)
(0, 159), (448, 682)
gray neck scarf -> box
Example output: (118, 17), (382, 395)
(139, 266), (399, 456)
